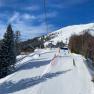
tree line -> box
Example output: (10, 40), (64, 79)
(19, 37), (44, 53)
(69, 30), (94, 64)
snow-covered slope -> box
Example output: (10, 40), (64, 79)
(0, 49), (94, 94)
(45, 23), (94, 45)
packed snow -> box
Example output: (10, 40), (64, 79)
(0, 48), (94, 94)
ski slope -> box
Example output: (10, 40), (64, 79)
(44, 23), (94, 46)
(0, 49), (94, 94)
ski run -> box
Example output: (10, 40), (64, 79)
(0, 48), (94, 94)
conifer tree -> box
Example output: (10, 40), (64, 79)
(0, 24), (16, 78)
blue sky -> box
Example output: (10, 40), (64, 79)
(0, 0), (94, 40)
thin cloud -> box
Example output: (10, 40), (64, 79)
(8, 12), (37, 24)
(37, 11), (58, 22)
(0, 22), (55, 40)
(22, 13), (36, 20)
(8, 11), (58, 25)
(0, 12), (56, 40)
(8, 12), (20, 23)
(13, 22), (56, 40)
(25, 5), (40, 11)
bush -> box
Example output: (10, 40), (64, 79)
(69, 30), (94, 63)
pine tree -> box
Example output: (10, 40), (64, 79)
(0, 24), (16, 78)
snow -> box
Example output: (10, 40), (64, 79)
(44, 23), (94, 45)
(0, 49), (94, 94)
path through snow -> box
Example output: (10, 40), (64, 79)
(0, 49), (93, 94)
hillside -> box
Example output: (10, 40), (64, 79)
(12, 23), (94, 52)
(44, 23), (94, 46)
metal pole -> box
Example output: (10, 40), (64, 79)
(43, 0), (49, 34)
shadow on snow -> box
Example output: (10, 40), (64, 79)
(17, 59), (51, 71)
(0, 69), (71, 94)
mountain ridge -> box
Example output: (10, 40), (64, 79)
(44, 23), (94, 46)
